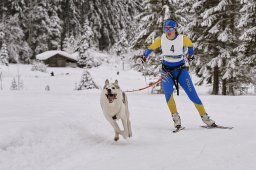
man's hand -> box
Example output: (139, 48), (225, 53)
(187, 55), (194, 62)
(140, 56), (147, 63)
(143, 56), (147, 62)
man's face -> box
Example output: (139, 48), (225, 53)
(163, 26), (175, 38)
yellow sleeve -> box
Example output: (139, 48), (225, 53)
(148, 37), (161, 50)
(183, 36), (193, 47)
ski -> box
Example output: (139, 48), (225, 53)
(201, 125), (233, 129)
(172, 127), (185, 133)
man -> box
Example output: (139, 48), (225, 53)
(143, 19), (217, 130)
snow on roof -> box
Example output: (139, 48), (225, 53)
(36, 50), (78, 61)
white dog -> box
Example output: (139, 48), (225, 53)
(100, 79), (132, 141)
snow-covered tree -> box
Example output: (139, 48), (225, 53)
(77, 70), (99, 90)
(28, 4), (51, 55)
(1, 0), (143, 59)
(0, 41), (9, 65)
(10, 78), (18, 90)
(10, 76), (23, 90)
(77, 20), (95, 68)
(171, 0), (196, 34)
(63, 34), (77, 53)
(60, 0), (81, 43)
(110, 30), (130, 56)
(31, 61), (48, 72)
(132, 0), (169, 49)
(187, 0), (241, 95)
(235, 0), (256, 87)
(84, 0), (142, 50)
(0, 15), (32, 63)
(48, 7), (62, 50)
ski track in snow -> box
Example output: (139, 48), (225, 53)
(0, 64), (256, 170)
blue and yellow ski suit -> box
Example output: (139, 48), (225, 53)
(144, 34), (206, 117)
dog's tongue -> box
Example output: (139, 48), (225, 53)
(107, 94), (116, 103)
(108, 95), (115, 100)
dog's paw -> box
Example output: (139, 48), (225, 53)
(114, 136), (119, 141)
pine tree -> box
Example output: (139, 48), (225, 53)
(29, 3), (51, 55)
(60, 0), (81, 50)
(187, 0), (220, 92)
(48, 4), (62, 50)
(84, 0), (142, 50)
(63, 34), (77, 53)
(10, 78), (18, 90)
(0, 15), (32, 63)
(2, 0), (143, 59)
(31, 61), (47, 72)
(110, 30), (129, 56)
(0, 41), (9, 65)
(189, 0), (241, 95)
(235, 0), (256, 87)
(77, 20), (95, 68)
(77, 70), (99, 90)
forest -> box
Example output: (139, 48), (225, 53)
(0, 0), (255, 95)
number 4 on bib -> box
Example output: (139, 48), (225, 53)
(170, 45), (174, 52)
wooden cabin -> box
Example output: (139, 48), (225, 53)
(36, 51), (78, 67)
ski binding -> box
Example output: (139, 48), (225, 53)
(173, 127), (185, 133)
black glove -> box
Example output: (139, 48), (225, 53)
(187, 55), (195, 62)
(140, 56), (147, 63)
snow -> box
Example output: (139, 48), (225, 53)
(0, 63), (256, 170)
(36, 50), (78, 61)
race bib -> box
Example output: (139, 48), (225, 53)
(161, 34), (184, 62)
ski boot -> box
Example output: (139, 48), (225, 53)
(172, 113), (185, 132)
(201, 113), (217, 127)
(172, 113), (181, 128)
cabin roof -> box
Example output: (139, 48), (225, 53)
(36, 50), (78, 61)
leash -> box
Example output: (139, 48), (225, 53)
(124, 72), (169, 93)
(124, 64), (186, 93)
(125, 52), (193, 93)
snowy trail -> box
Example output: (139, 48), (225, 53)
(0, 64), (256, 170)
(0, 91), (256, 170)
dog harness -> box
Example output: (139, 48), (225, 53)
(162, 63), (186, 95)
(112, 92), (126, 120)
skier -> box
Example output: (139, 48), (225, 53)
(142, 19), (217, 130)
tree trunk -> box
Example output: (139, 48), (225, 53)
(229, 84), (235, 95)
(228, 77), (235, 95)
(212, 66), (219, 95)
(60, 0), (70, 50)
(222, 78), (227, 95)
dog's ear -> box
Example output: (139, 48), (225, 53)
(105, 79), (109, 85)
(114, 80), (118, 85)
(114, 80), (120, 89)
